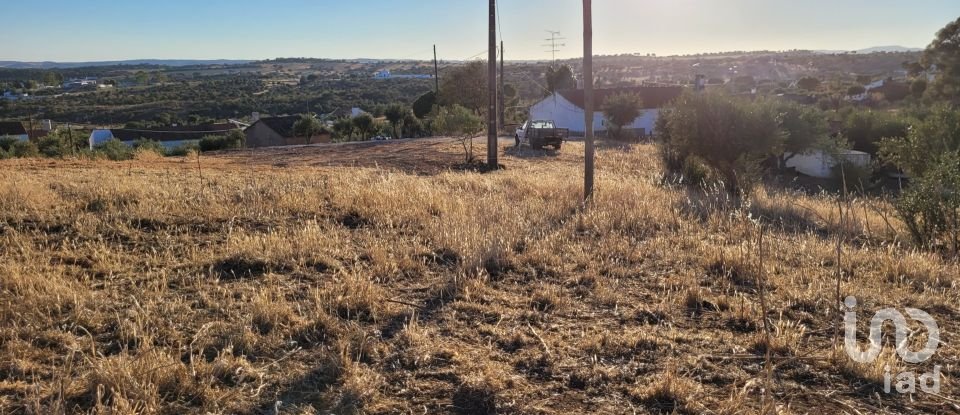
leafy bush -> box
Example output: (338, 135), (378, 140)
(681, 155), (711, 187)
(95, 139), (133, 161)
(879, 105), (960, 177)
(132, 139), (167, 155)
(842, 110), (911, 155)
(895, 154), (960, 251)
(36, 135), (72, 158)
(602, 92), (643, 140)
(434, 105), (483, 163)
(0, 136), (19, 152)
(657, 91), (783, 196)
(167, 142), (200, 157)
(10, 140), (39, 158)
(199, 131), (244, 152)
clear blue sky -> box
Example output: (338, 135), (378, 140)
(1, 0), (957, 62)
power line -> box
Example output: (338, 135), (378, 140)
(543, 30), (566, 65)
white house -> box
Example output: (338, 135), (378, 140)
(529, 86), (684, 137)
(786, 150), (871, 179)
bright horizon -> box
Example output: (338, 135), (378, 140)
(0, 0), (957, 62)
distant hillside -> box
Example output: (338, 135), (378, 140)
(814, 46), (923, 54)
(0, 59), (253, 69)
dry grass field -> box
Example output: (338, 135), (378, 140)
(0, 139), (957, 414)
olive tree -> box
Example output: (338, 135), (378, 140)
(658, 91), (784, 196)
(602, 92), (643, 140)
(434, 105), (483, 163)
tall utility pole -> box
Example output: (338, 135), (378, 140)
(499, 40), (505, 130)
(583, 0), (595, 204)
(544, 30), (566, 65)
(487, 0), (498, 168)
(433, 45), (440, 94)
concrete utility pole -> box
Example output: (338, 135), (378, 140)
(499, 40), (505, 130)
(433, 45), (440, 94)
(487, 0), (498, 168)
(583, 0), (595, 203)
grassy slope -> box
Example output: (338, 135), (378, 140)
(0, 140), (956, 414)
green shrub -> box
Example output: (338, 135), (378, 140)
(0, 137), (18, 152)
(167, 142), (200, 157)
(10, 140), (39, 158)
(95, 139), (133, 161)
(0, 147), (9, 159)
(36, 135), (71, 158)
(681, 156), (711, 187)
(132, 139), (167, 155)
(895, 154), (960, 251)
(199, 131), (244, 152)
(657, 90), (783, 196)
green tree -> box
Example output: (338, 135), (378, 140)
(658, 91), (784, 196)
(912, 79), (929, 98)
(843, 110), (911, 155)
(894, 153), (960, 250)
(292, 114), (323, 144)
(879, 105), (960, 177)
(774, 99), (829, 168)
(352, 113), (375, 140)
(438, 61), (487, 114)
(601, 92), (643, 140)
(797, 76), (821, 91)
(545, 65), (576, 94)
(383, 103), (408, 139)
(412, 91), (437, 119)
(134, 71), (149, 85)
(332, 117), (356, 141)
(923, 17), (960, 101)
(434, 105), (484, 163)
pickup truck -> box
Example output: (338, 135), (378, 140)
(515, 120), (568, 150)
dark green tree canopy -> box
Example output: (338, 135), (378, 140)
(924, 17), (960, 100)
(292, 114), (323, 144)
(601, 92), (643, 139)
(797, 77), (821, 91)
(412, 91), (437, 119)
(384, 103), (409, 139)
(545, 65), (576, 95)
(438, 61), (487, 114)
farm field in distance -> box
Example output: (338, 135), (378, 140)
(1, 140), (956, 414)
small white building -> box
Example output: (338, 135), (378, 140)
(786, 150), (871, 179)
(529, 86), (683, 137)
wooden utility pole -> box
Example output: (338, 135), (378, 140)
(499, 40), (505, 130)
(487, 0), (498, 168)
(583, 0), (595, 203)
(433, 45), (440, 94)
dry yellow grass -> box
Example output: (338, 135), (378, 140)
(0, 139), (956, 414)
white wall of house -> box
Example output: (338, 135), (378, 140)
(786, 150), (871, 179)
(529, 93), (660, 137)
(89, 130), (114, 149)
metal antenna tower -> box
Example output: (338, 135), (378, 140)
(543, 30), (566, 64)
